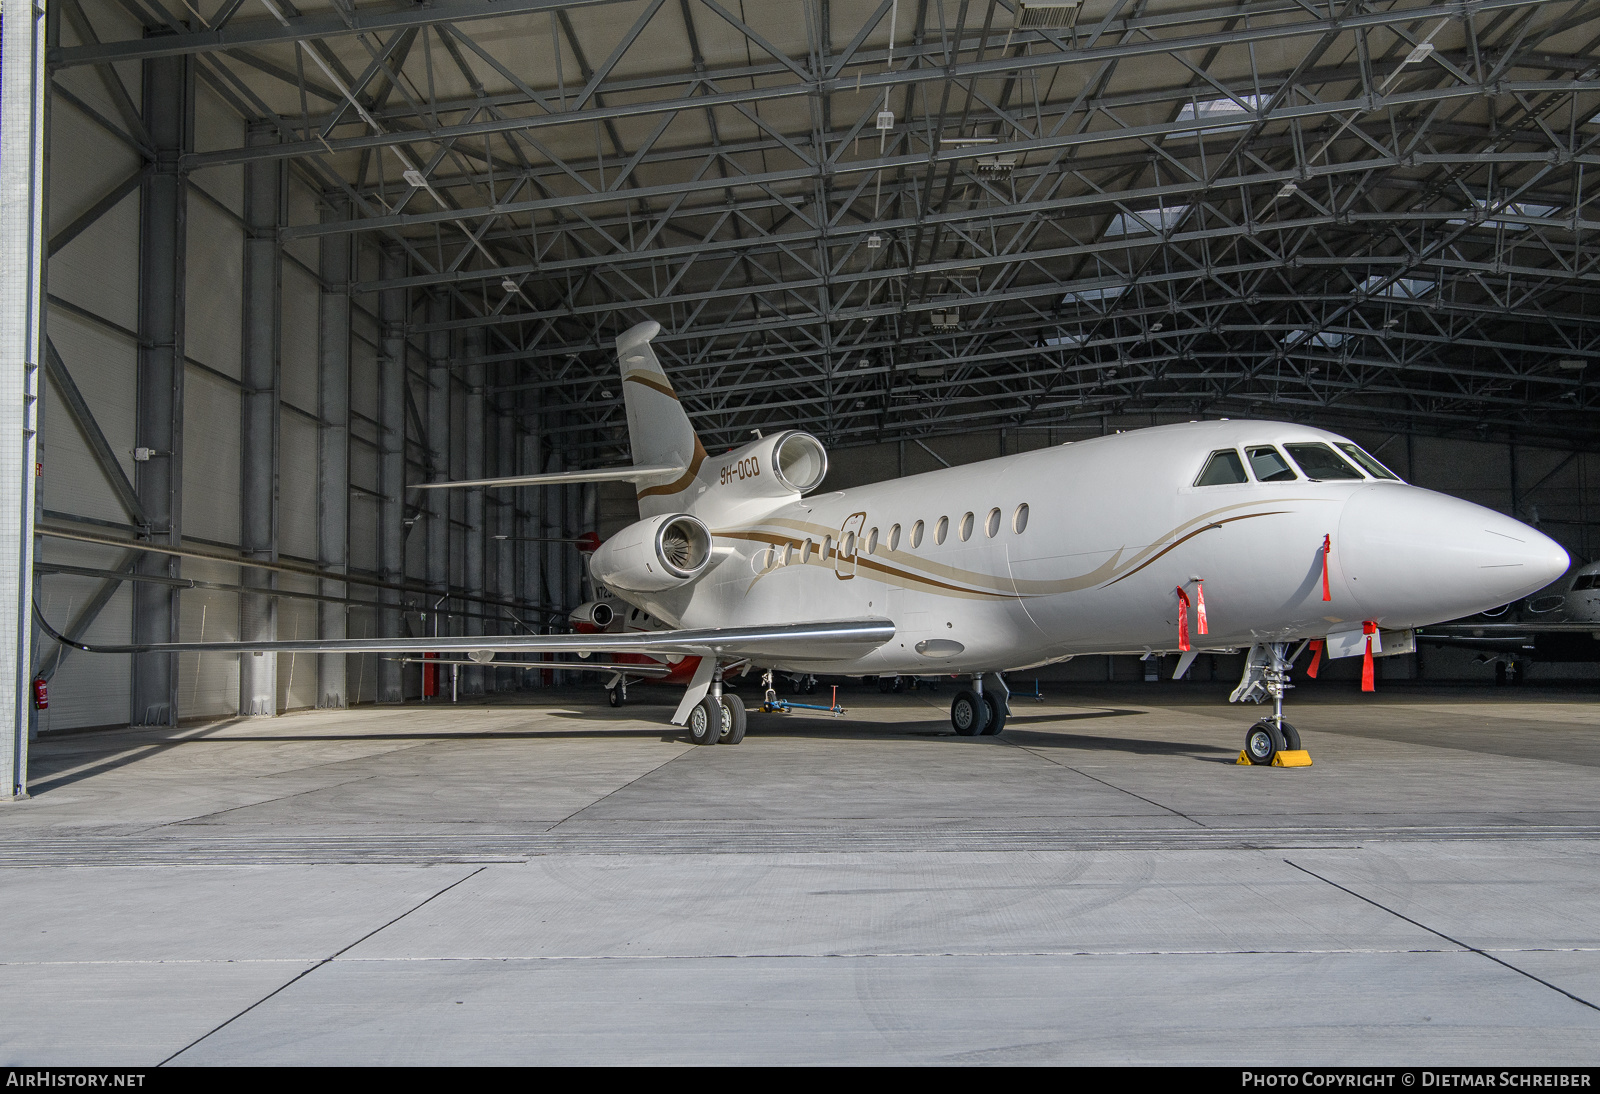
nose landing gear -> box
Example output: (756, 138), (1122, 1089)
(1232, 643), (1310, 766)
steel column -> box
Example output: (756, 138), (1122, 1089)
(130, 46), (191, 728)
(516, 385), (542, 683)
(316, 193), (351, 708)
(0, 0), (45, 796)
(425, 294), (450, 648)
(462, 327), (486, 695)
(494, 392), (516, 691)
(239, 120), (281, 717)
(376, 246), (406, 702)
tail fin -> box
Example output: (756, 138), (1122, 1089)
(617, 321), (710, 518)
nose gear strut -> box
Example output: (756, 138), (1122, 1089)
(1231, 642), (1311, 766)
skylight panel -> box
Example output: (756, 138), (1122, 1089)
(1104, 205), (1189, 238)
(1355, 275), (1435, 300)
(1285, 330), (1345, 348)
(1446, 198), (1561, 231)
(1041, 330), (1087, 347)
(1169, 95), (1263, 138)
(1061, 285), (1126, 306)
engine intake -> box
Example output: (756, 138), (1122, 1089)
(589, 513), (714, 593)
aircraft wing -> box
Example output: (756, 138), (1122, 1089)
(412, 464), (683, 490)
(389, 657), (675, 678)
(35, 607), (894, 664)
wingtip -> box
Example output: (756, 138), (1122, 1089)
(617, 320), (662, 355)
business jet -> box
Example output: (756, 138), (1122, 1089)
(37, 321), (1569, 764)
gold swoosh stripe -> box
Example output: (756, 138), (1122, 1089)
(1102, 511), (1289, 587)
(637, 443), (707, 499)
(622, 371), (680, 402)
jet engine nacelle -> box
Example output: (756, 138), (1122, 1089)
(588, 512), (714, 594)
(710, 430), (828, 500)
(568, 599), (618, 633)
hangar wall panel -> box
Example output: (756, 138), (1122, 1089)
(39, 309), (138, 523)
(280, 411), (319, 561)
(185, 197), (243, 381)
(275, 575), (319, 710)
(182, 364), (242, 545)
(281, 260), (320, 415)
(176, 558), (243, 719)
(35, 538), (134, 731)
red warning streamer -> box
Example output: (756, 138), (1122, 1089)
(1175, 586), (1192, 652)
(1361, 620), (1377, 692)
(1306, 638), (1324, 679)
(1321, 535), (1333, 602)
(1195, 580), (1208, 635)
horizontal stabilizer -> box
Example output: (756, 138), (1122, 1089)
(36, 605), (894, 664)
(413, 464), (685, 490)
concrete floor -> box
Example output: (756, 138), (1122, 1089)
(4, 682), (1600, 1065)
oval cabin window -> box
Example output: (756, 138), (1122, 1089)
(822, 536), (834, 559)
(935, 516), (949, 545)
(985, 508), (1001, 538)
(910, 521), (924, 548)
(959, 512), (974, 541)
(889, 524), (902, 550)
(1013, 503), (1029, 534)
(801, 539), (813, 562)
(867, 527), (879, 554)
(843, 532), (855, 557)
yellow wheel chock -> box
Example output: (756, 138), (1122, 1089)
(1235, 749), (1313, 767)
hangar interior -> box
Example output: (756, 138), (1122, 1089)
(6, 1), (1600, 1066)
(7, 0), (1600, 759)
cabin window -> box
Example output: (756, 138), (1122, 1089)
(985, 508), (1001, 538)
(1336, 442), (1401, 481)
(782, 542), (794, 566)
(1195, 449), (1248, 486)
(911, 521), (924, 548)
(823, 535), (834, 559)
(935, 516), (949, 545)
(1013, 503), (1029, 534)
(867, 527), (879, 554)
(888, 524), (901, 550)
(1247, 446), (1298, 482)
(1284, 443), (1363, 481)
(843, 532), (855, 557)
(801, 539), (813, 562)
(959, 512), (974, 541)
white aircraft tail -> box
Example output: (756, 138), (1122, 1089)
(616, 321), (711, 518)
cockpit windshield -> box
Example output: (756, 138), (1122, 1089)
(1195, 449), (1248, 486)
(1246, 446), (1298, 482)
(1284, 443), (1364, 481)
(1335, 442), (1401, 481)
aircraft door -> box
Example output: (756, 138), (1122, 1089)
(836, 512), (866, 579)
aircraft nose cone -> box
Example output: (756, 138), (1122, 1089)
(1337, 485), (1569, 624)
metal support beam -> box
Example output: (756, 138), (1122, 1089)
(462, 327), (486, 696)
(516, 386), (542, 682)
(494, 388), (516, 691)
(1, 0), (45, 795)
(130, 45), (191, 729)
(239, 120), (281, 717)
(376, 245), (407, 702)
(317, 194), (351, 708)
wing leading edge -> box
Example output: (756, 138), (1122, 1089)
(34, 606), (894, 664)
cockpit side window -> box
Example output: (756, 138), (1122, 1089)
(1284, 443), (1364, 481)
(1335, 442), (1402, 481)
(1194, 449), (1248, 486)
(1246, 446), (1298, 482)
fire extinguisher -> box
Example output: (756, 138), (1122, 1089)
(32, 678), (47, 710)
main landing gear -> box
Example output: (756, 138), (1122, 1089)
(686, 664), (748, 746)
(950, 673), (1009, 737)
(1231, 643), (1308, 766)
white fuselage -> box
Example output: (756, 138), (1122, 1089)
(609, 421), (1569, 675)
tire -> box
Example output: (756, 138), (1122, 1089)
(607, 685), (623, 708)
(687, 695), (723, 745)
(1278, 720), (1301, 751)
(1245, 720), (1285, 765)
(803, 676), (817, 695)
(721, 693), (747, 744)
(877, 675), (894, 694)
(951, 689), (990, 736)
(892, 675), (905, 694)
(791, 675), (804, 695)
(980, 690), (1008, 736)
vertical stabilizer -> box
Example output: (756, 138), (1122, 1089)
(616, 321), (710, 517)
